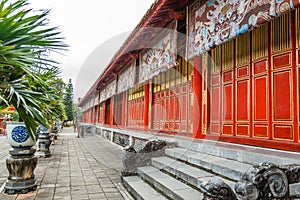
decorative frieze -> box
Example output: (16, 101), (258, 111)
(113, 132), (130, 147)
(188, 0), (299, 58)
(139, 22), (177, 83)
(117, 61), (135, 94)
(100, 79), (117, 103)
(102, 130), (112, 141)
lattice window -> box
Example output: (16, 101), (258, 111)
(252, 24), (268, 60)
(128, 85), (144, 100)
(127, 85), (144, 127)
(211, 46), (221, 73)
(272, 12), (291, 52)
(296, 8), (300, 48)
(170, 66), (176, 87)
(236, 32), (250, 66)
(98, 102), (105, 123)
(160, 72), (166, 90)
(153, 76), (160, 93)
(113, 93), (123, 126)
(222, 40), (234, 71)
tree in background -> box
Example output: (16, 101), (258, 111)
(63, 79), (74, 122)
(0, 0), (67, 139)
(30, 67), (67, 123)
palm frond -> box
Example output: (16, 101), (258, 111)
(0, 0), (68, 138)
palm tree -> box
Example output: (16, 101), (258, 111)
(0, 0), (67, 139)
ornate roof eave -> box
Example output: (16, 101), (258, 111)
(79, 0), (188, 107)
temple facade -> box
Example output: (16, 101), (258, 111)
(79, 0), (300, 152)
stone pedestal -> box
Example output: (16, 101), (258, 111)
(50, 128), (59, 141)
(121, 140), (167, 177)
(36, 133), (51, 158)
(4, 148), (38, 194)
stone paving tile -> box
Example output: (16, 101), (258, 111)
(0, 127), (133, 200)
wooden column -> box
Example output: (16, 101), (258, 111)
(192, 56), (204, 138)
(144, 82), (150, 131)
(122, 92), (127, 128)
(291, 11), (299, 143)
(109, 97), (114, 126)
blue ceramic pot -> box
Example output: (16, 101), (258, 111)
(37, 125), (50, 135)
(6, 122), (36, 148)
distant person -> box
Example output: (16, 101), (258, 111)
(73, 121), (78, 132)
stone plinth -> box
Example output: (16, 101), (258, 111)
(36, 133), (51, 158)
(4, 148), (38, 194)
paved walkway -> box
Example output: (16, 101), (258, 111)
(0, 127), (133, 200)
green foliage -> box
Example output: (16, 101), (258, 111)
(0, 0), (67, 139)
(73, 103), (82, 122)
(11, 111), (19, 121)
(63, 79), (74, 121)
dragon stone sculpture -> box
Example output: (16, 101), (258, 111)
(121, 139), (167, 177)
(200, 162), (300, 199)
(235, 162), (300, 199)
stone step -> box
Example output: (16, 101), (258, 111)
(138, 166), (203, 200)
(151, 156), (236, 189)
(122, 176), (167, 200)
(176, 139), (300, 166)
(165, 147), (251, 181)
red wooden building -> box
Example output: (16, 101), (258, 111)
(79, 0), (300, 152)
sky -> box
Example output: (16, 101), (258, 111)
(28, 0), (154, 100)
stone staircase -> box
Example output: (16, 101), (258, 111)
(122, 142), (300, 200)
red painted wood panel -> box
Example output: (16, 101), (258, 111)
(170, 96), (176, 120)
(175, 96), (180, 121)
(299, 68), (300, 122)
(165, 97), (169, 122)
(223, 124), (233, 135)
(181, 95), (187, 120)
(254, 76), (268, 121)
(237, 66), (249, 78)
(181, 123), (187, 132)
(274, 125), (293, 140)
(212, 75), (220, 85)
(237, 80), (249, 121)
(152, 122), (159, 129)
(189, 92), (193, 131)
(183, 85), (188, 92)
(175, 122), (180, 130)
(160, 98), (165, 122)
(254, 60), (267, 74)
(127, 97), (144, 127)
(273, 53), (291, 69)
(237, 125), (249, 136)
(273, 70), (292, 121)
(169, 122), (174, 129)
(211, 123), (220, 133)
(223, 84), (233, 121)
(224, 71), (233, 82)
(254, 125), (269, 137)
(298, 50), (300, 64)
(212, 87), (220, 121)
(164, 123), (169, 129)
(152, 101), (157, 122)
